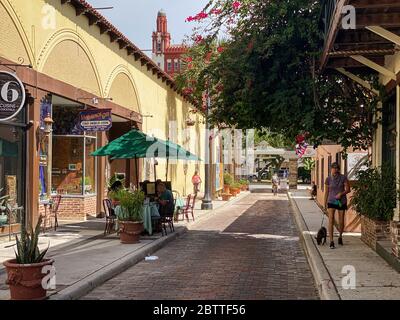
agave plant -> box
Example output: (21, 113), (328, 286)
(15, 215), (49, 264)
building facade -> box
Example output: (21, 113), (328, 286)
(0, 0), (205, 235)
(152, 10), (187, 77)
(320, 0), (400, 257)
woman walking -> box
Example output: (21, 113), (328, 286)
(192, 171), (202, 195)
(324, 162), (350, 249)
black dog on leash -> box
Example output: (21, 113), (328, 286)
(315, 226), (327, 245)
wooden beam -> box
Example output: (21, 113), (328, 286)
(351, 55), (396, 79)
(140, 58), (147, 66)
(99, 23), (111, 35)
(109, 32), (120, 43)
(75, 6), (87, 16)
(366, 26), (400, 46)
(336, 67), (379, 94)
(118, 39), (127, 49)
(134, 53), (141, 61)
(147, 63), (152, 71)
(126, 47), (135, 56)
(326, 56), (384, 68)
(352, 0), (400, 9)
(87, 14), (99, 26)
(320, 0), (350, 71)
(356, 13), (400, 28)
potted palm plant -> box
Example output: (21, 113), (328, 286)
(113, 189), (145, 244)
(0, 194), (9, 226)
(351, 165), (398, 250)
(3, 215), (53, 300)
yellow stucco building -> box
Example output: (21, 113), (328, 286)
(0, 0), (208, 229)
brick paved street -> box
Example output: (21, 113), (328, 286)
(82, 194), (318, 300)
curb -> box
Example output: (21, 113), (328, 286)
(49, 192), (250, 300)
(287, 192), (341, 301)
(49, 226), (188, 300)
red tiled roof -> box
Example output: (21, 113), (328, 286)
(60, 0), (195, 105)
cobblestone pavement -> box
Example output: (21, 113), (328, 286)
(82, 193), (319, 300)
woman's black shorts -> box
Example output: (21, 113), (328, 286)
(327, 203), (348, 210)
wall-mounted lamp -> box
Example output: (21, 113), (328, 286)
(42, 113), (54, 136)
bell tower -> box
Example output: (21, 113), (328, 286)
(152, 9), (171, 70)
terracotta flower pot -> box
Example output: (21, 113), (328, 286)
(230, 187), (240, 196)
(4, 259), (54, 300)
(222, 194), (232, 201)
(119, 221), (144, 244)
(223, 185), (230, 194)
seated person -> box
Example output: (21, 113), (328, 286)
(156, 182), (174, 217)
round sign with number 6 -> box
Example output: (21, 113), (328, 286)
(0, 71), (26, 121)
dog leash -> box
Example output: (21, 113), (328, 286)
(320, 208), (326, 228)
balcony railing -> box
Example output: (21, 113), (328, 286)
(321, 0), (338, 41)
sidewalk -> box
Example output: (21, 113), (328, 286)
(0, 192), (249, 300)
(289, 190), (400, 300)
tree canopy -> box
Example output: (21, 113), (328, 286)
(176, 0), (381, 152)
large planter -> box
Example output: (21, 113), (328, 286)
(119, 221), (144, 244)
(361, 216), (391, 250)
(241, 185), (248, 191)
(4, 259), (54, 300)
(221, 194), (232, 201)
(230, 187), (240, 197)
(223, 185), (230, 194)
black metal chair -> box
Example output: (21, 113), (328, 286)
(103, 199), (116, 235)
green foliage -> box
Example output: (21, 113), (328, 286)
(15, 215), (49, 264)
(302, 158), (315, 171)
(223, 172), (234, 185)
(239, 179), (249, 186)
(351, 165), (398, 221)
(230, 181), (242, 189)
(178, 0), (381, 152)
(113, 189), (145, 222)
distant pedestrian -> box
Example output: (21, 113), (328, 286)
(192, 171), (202, 194)
(324, 162), (350, 249)
(272, 174), (280, 196)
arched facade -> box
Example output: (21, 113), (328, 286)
(0, 0), (206, 227)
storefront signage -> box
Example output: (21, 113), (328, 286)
(78, 108), (112, 132)
(0, 71), (26, 121)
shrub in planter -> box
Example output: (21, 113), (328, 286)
(223, 173), (233, 193)
(221, 194), (232, 201)
(351, 165), (398, 249)
(230, 182), (241, 196)
(114, 189), (145, 244)
(4, 215), (53, 300)
(239, 179), (249, 191)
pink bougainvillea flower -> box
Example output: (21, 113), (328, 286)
(210, 8), (222, 15)
(186, 57), (193, 63)
(233, 1), (241, 13)
(185, 16), (194, 22)
(217, 46), (224, 53)
(194, 35), (204, 44)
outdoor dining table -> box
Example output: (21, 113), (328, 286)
(114, 202), (160, 236)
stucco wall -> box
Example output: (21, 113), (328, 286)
(0, 0), (205, 198)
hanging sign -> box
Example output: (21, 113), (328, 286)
(0, 71), (26, 121)
(78, 108), (112, 132)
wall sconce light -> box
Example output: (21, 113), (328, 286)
(43, 113), (54, 136)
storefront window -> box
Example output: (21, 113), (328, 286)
(51, 101), (97, 196)
(0, 111), (26, 224)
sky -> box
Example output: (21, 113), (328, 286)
(88, 0), (209, 52)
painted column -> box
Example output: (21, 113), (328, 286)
(289, 158), (298, 189)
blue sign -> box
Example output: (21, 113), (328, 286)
(79, 109), (112, 132)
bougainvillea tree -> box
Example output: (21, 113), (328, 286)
(176, 0), (382, 152)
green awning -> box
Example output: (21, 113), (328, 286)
(91, 129), (201, 161)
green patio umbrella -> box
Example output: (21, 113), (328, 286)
(91, 129), (155, 157)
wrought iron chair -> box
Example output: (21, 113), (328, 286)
(160, 193), (176, 236)
(49, 194), (61, 231)
(182, 193), (196, 222)
(103, 199), (116, 235)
